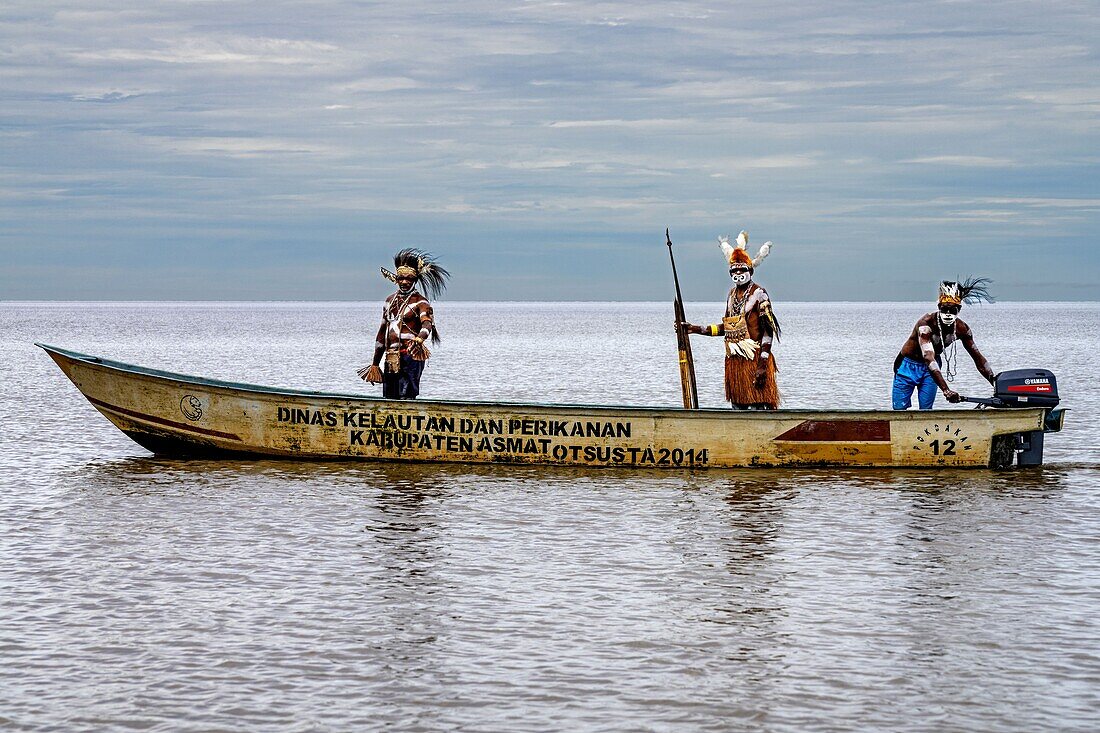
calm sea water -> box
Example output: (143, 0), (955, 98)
(1, 302), (1098, 732)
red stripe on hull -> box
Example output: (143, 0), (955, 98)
(86, 396), (243, 442)
(774, 420), (891, 442)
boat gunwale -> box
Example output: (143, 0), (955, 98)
(36, 342), (1046, 423)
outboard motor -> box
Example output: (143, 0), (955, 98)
(967, 369), (1060, 409)
(963, 369), (1064, 467)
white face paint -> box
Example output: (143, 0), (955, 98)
(938, 311), (958, 327)
(730, 270), (752, 287)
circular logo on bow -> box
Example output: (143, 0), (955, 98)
(180, 395), (203, 421)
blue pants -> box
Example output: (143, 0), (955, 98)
(892, 357), (938, 410)
(383, 353), (425, 400)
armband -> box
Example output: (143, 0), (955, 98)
(759, 301), (781, 339)
(707, 324), (720, 336)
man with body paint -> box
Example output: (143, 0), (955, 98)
(358, 249), (450, 399)
(681, 231), (781, 409)
(892, 278), (996, 410)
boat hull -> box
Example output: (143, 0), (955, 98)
(41, 345), (1052, 468)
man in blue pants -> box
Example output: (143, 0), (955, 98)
(892, 279), (997, 410)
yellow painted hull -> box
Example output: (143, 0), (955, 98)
(41, 345), (1051, 469)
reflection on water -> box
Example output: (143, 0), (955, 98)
(707, 481), (790, 688)
(720, 482), (788, 565)
(2, 303), (1098, 732)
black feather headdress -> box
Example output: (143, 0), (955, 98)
(384, 248), (451, 299)
(939, 276), (994, 306)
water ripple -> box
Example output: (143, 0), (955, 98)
(1, 303), (1098, 732)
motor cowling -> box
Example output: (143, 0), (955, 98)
(990, 369), (1060, 408)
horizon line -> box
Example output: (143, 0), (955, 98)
(4, 299), (1099, 305)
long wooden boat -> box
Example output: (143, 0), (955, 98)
(40, 344), (1064, 469)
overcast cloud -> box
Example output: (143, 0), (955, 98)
(1, 1), (1097, 300)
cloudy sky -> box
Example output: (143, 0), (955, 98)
(1, 1), (1097, 300)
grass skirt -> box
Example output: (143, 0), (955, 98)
(724, 355), (780, 408)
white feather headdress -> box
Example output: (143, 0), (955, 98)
(718, 231), (773, 269)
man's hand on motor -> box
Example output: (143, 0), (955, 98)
(944, 389), (961, 403)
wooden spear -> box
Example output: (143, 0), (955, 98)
(666, 228), (699, 409)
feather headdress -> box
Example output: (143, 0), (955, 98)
(719, 231), (772, 269)
(938, 277), (994, 307)
(380, 248), (451, 299)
